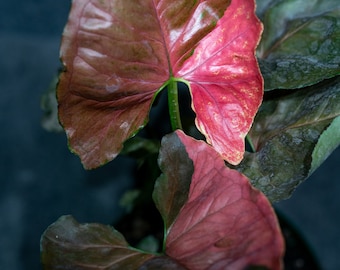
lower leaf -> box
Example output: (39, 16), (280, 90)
(158, 131), (284, 270)
(40, 215), (155, 269)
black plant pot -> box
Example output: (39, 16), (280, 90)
(276, 211), (320, 270)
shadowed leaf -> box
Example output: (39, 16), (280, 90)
(257, 0), (340, 90)
(40, 215), (155, 269)
(162, 131), (284, 270)
(153, 132), (193, 233)
(237, 77), (340, 202)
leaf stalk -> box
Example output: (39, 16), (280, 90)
(167, 78), (182, 131)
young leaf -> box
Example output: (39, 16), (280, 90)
(40, 215), (155, 269)
(57, 0), (263, 168)
(237, 77), (340, 202)
(158, 131), (284, 270)
(257, 0), (340, 90)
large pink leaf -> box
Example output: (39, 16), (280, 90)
(177, 0), (263, 165)
(165, 130), (284, 270)
(58, 0), (262, 168)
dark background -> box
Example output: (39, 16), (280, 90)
(0, 1), (339, 269)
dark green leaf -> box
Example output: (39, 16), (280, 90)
(40, 215), (155, 270)
(237, 77), (340, 202)
(257, 0), (340, 90)
(256, 0), (280, 18)
(152, 132), (193, 234)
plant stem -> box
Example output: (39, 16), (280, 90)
(246, 135), (256, 152)
(167, 78), (182, 130)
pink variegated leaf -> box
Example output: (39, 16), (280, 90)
(58, 0), (262, 168)
(176, 0), (263, 165)
(162, 131), (284, 270)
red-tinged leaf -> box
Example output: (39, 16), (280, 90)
(57, 0), (169, 169)
(176, 0), (263, 165)
(164, 131), (284, 270)
(58, 0), (262, 168)
(58, 0), (231, 169)
(40, 215), (155, 269)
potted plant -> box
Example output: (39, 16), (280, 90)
(40, 0), (340, 269)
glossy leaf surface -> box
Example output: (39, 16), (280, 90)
(257, 0), (340, 90)
(176, 0), (263, 165)
(57, 0), (263, 168)
(237, 77), (340, 202)
(157, 131), (284, 270)
(40, 215), (155, 269)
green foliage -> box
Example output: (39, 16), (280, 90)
(231, 0), (340, 201)
(237, 77), (340, 201)
(257, 0), (340, 90)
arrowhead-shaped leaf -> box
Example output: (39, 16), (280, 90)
(237, 77), (340, 202)
(257, 0), (340, 90)
(58, 0), (263, 168)
(155, 131), (284, 270)
(40, 215), (155, 269)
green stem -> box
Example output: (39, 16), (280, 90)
(246, 135), (256, 152)
(167, 78), (182, 130)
